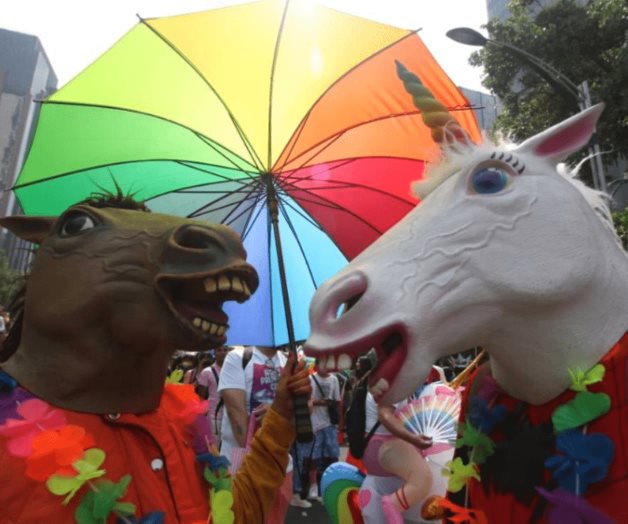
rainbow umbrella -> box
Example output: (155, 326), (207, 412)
(13, 0), (480, 348)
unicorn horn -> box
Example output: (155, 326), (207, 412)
(395, 60), (470, 147)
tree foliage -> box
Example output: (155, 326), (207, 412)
(0, 250), (24, 307)
(471, 0), (628, 163)
(612, 208), (628, 250)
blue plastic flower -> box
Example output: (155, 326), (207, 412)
(116, 512), (165, 524)
(545, 429), (614, 495)
(197, 452), (231, 471)
(0, 371), (17, 393)
(466, 396), (507, 433)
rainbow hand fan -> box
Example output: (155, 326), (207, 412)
(396, 387), (461, 443)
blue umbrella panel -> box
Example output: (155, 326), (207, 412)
(148, 182), (348, 346)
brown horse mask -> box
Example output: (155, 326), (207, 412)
(0, 201), (258, 413)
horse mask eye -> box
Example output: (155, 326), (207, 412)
(470, 167), (510, 194)
(59, 212), (97, 237)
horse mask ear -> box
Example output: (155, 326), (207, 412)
(0, 215), (56, 244)
(516, 103), (604, 163)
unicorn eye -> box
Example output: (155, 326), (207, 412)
(59, 212), (96, 237)
(470, 167), (510, 194)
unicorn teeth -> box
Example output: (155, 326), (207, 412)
(317, 353), (352, 372)
(337, 354), (352, 370)
(375, 378), (389, 391)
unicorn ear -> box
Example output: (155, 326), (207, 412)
(516, 103), (604, 163)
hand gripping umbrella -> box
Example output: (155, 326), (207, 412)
(12, 0), (480, 438)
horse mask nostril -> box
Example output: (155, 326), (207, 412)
(175, 225), (219, 250)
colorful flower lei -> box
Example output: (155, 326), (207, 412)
(0, 369), (234, 524)
(439, 363), (615, 524)
(198, 447), (235, 524)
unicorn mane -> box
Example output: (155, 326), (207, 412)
(410, 137), (494, 199)
(558, 161), (621, 246)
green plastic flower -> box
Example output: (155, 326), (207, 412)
(568, 364), (605, 392)
(46, 448), (107, 505)
(75, 474), (136, 524)
(443, 457), (480, 493)
(455, 421), (496, 464)
(165, 369), (184, 385)
(552, 391), (611, 433)
(211, 489), (234, 524)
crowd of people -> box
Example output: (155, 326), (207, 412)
(168, 343), (480, 523)
(168, 344), (348, 519)
(1, 279), (477, 524)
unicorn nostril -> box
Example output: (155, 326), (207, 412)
(311, 271), (367, 328)
(334, 292), (364, 319)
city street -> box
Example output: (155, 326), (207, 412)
(286, 499), (329, 523)
(285, 444), (349, 523)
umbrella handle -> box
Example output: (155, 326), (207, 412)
(293, 394), (314, 442)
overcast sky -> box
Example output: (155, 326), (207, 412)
(0, 0), (489, 92)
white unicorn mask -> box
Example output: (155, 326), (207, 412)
(304, 102), (628, 406)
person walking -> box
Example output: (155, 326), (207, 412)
(218, 345), (291, 523)
(306, 364), (341, 500)
(196, 345), (230, 444)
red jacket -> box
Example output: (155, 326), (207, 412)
(0, 384), (294, 523)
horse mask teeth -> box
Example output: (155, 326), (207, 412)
(204, 278), (217, 293)
(218, 275), (230, 291)
(231, 277), (244, 293)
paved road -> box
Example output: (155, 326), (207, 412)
(286, 498), (329, 523)
(284, 444), (349, 523)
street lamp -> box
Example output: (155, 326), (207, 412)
(447, 27), (606, 192)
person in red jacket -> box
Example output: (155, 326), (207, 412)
(0, 194), (312, 524)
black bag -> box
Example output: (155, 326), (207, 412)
(345, 380), (379, 459)
(312, 375), (340, 426)
(327, 399), (340, 426)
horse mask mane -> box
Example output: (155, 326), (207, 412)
(0, 192), (259, 413)
(304, 63), (628, 407)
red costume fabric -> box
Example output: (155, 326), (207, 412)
(0, 383), (294, 523)
(449, 332), (628, 524)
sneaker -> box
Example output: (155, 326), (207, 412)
(290, 494), (312, 508)
(307, 484), (320, 501)
(421, 495), (447, 520)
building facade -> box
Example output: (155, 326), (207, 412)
(0, 28), (57, 271)
(459, 87), (502, 133)
(487, 0), (588, 22)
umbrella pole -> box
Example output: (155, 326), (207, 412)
(265, 174), (313, 442)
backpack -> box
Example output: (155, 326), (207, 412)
(345, 380), (379, 459)
(214, 347), (253, 421)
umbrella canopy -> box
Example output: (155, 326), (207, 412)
(13, 0), (480, 347)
